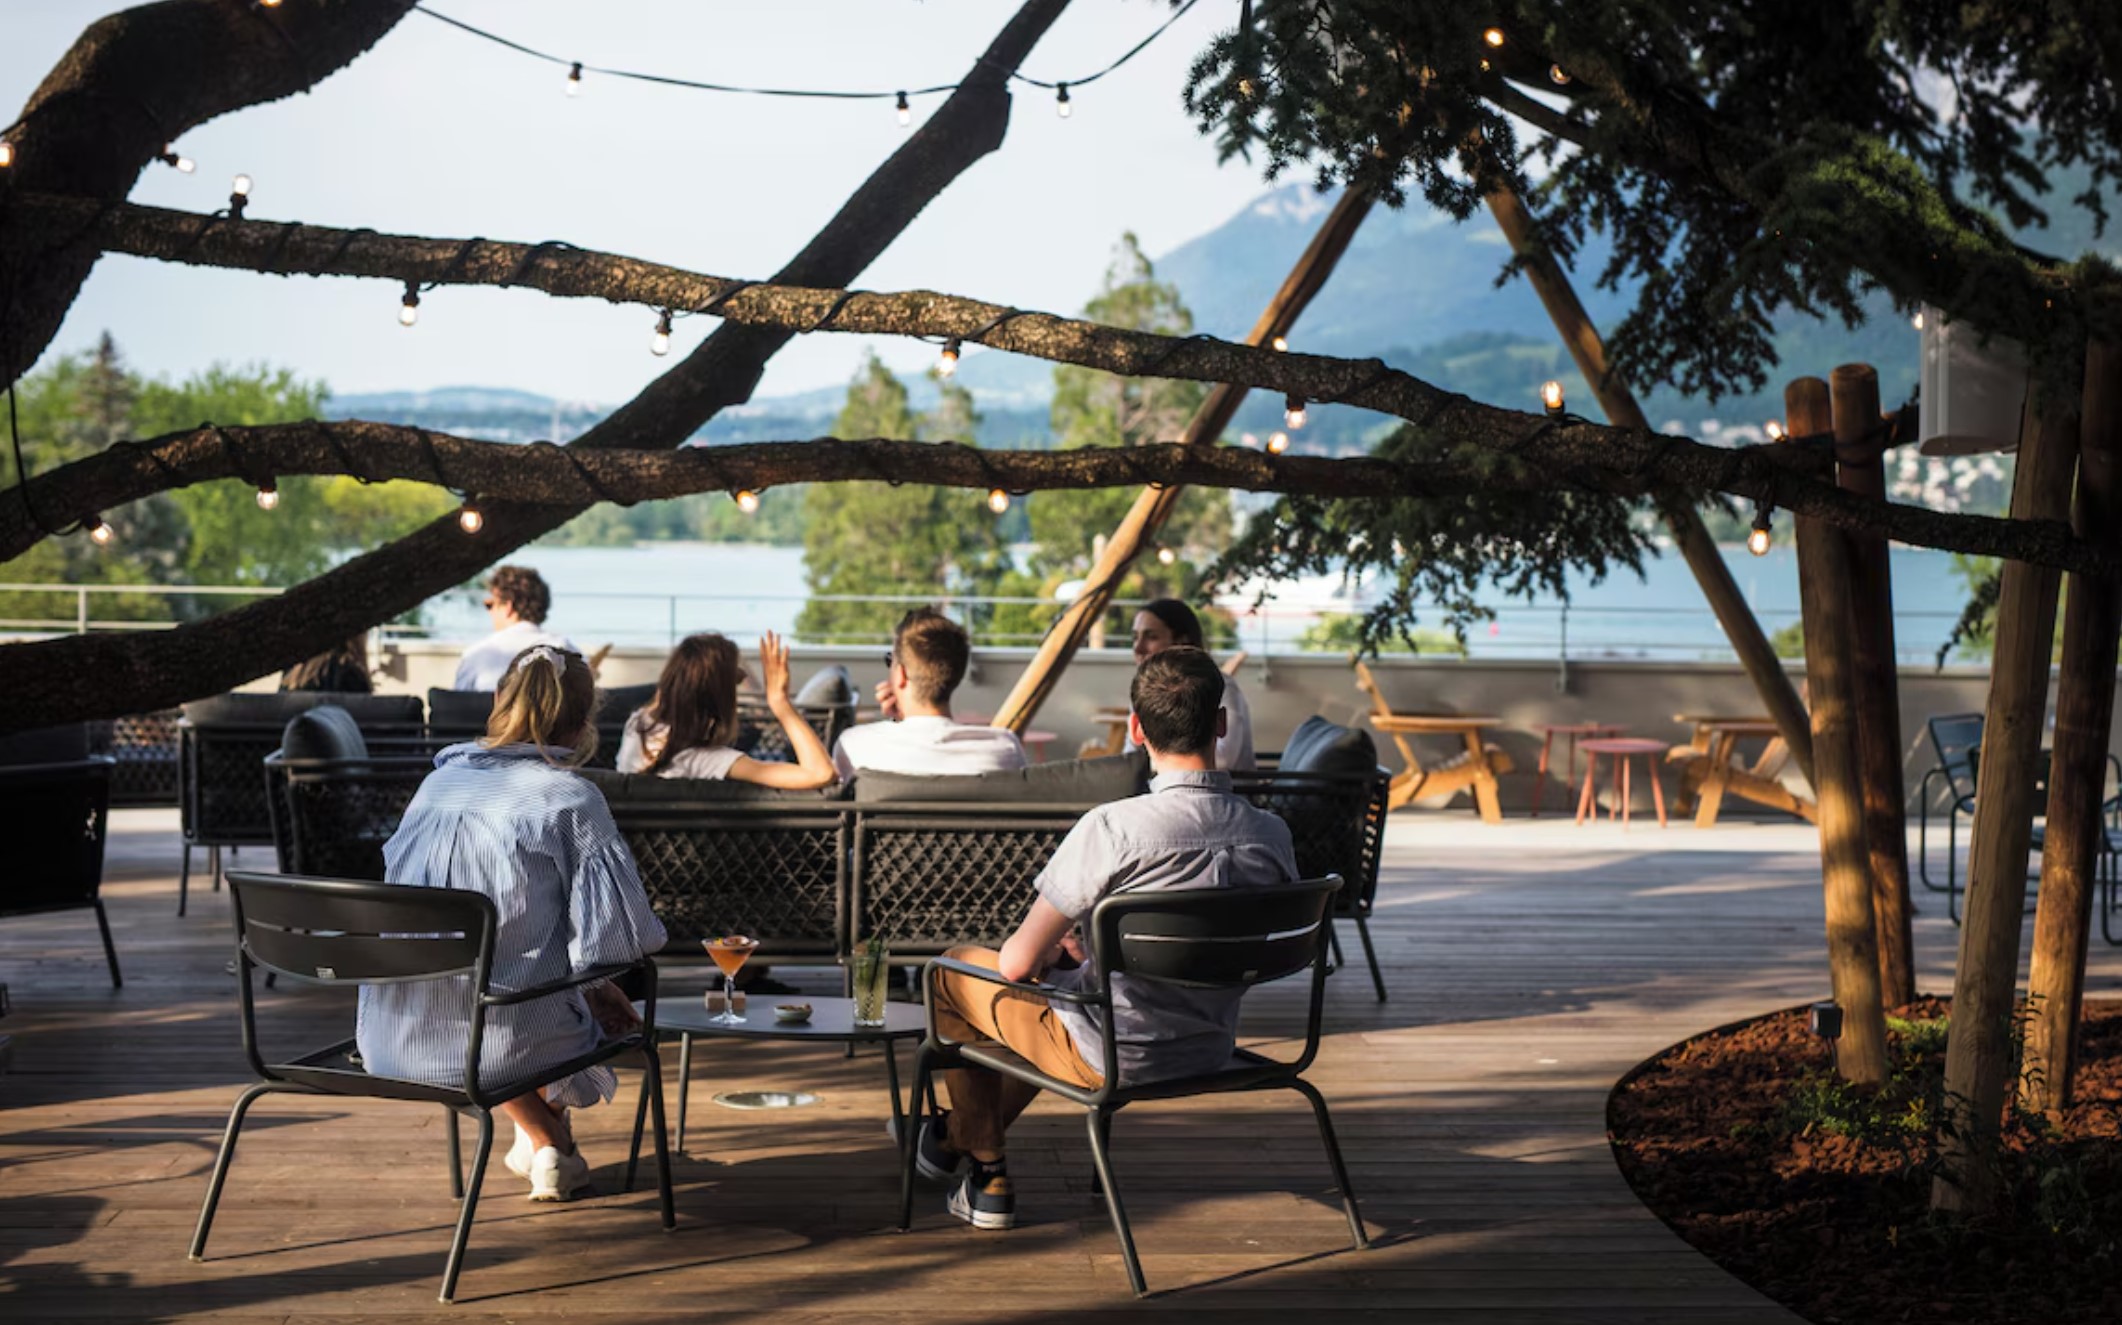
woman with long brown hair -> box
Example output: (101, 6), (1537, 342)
(616, 629), (836, 789)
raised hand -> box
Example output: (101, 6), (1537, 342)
(758, 630), (794, 705)
(874, 676), (902, 721)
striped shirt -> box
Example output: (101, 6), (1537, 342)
(355, 743), (667, 1108)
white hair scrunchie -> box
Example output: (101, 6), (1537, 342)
(511, 644), (569, 684)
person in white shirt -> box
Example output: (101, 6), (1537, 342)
(831, 608), (1027, 780)
(616, 631), (836, 789)
(454, 566), (575, 691)
(1122, 598), (1255, 772)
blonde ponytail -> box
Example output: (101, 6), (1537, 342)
(484, 646), (598, 766)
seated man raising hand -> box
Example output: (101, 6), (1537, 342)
(915, 646), (1298, 1231)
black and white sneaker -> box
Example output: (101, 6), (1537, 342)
(915, 1112), (969, 1185)
(947, 1164), (1016, 1231)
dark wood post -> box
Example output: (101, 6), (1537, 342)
(1934, 385), (2080, 1212)
(1485, 185), (1814, 786)
(1830, 364), (1916, 1008)
(2023, 340), (2122, 1115)
(1787, 377), (1891, 1085)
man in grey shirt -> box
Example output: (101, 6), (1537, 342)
(916, 647), (1298, 1231)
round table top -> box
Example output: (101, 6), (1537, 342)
(648, 994), (927, 1042)
(1538, 722), (1626, 735)
(1579, 737), (1671, 756)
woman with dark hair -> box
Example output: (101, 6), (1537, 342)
(616, 630), (836, 788)
(279, 635), (373, 694)
(1126, 599), (1255, 771)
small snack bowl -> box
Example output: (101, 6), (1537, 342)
(773, 1003), (813, 1025)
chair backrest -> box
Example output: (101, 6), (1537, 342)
(227, 871), (494, 986)
(0, 761), (112, 915)
(267, 757), (434, 880)
(852, 806), (1089, 956)
(91, 710), (182, 807)
(1089, 875), (1343, 992)
(1928, 712), (1985, 800)
(1350, 659), (1394, 722)
(425, 688), (495, 743)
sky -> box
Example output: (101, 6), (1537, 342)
(4, 0), (1277, 405)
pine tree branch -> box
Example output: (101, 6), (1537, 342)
(4, 420), (2103, 578)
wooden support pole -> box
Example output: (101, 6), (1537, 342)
(1485, 186), (1814, 786)
(1830, 364), (1916, 1008)
(2023, 340), (2122, 1116)
(1786, 377), (1891, 1086)
(1934, 384), (2080, 1213)
(991, 190), (1374, 733)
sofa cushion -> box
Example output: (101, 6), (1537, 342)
(185, 691), (423, 730)
(426, 688), (495, 735)
(0, 722), (92, 765)
(583, 768), (849, 806)
(1279, 716), (1378, 780)
(280, 706), (370, 763)
(793, 665), (856, 707)
(597, 682), (658, 724)
(853, 749), (1148, 805)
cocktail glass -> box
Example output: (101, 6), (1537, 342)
(704, 935), (759, 1027)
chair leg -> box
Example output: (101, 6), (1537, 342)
(1084, 1106), (1147, 1296)
(188, 1082), (274, 1261)
(626, 1054), (653, 1194)
(898, 1045), (934, 1231)
(675, 1032), (693, 1155)
(446, 1107), (464, 1200)
(93, 900), (122, 989)
(178, 844), (192, 917)
(1289, 1078), (1369, 1251)
(210, 845), (223, 893)
(642, 1039), (675, 1230)
(437, 1110), (495, 1303)
(1353, 915), (1386, 1003)
(1326, 922), (1346, 970)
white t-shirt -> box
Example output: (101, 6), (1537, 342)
(615, 711), (745, 780)
(453, 621), (576, 691)
(831, 714), (1028, 781)
(1123, 670), (1256, 772)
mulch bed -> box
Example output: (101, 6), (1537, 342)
(1607, 997), (2122, 1325)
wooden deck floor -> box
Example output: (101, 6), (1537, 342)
(4, 808), (2113, 1323)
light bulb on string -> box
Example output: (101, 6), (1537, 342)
(650, 309), (673, 357)
(566, 62), (583, 96)
(1056, 83), (1072, 118)
(735, 489), (761, 514)
(1550, 64), (1570, 86)
(986, 488), (1011, 514)
(1541, 379), (1565, 415)
(1156, 544), (1178, 566)
(1284, 395), (1307, 430)
(937, 339), (961, 378)
(159, 145), (194, 172)
(1266, 431), (1290, 454)
(458, 502), (484, 534)
(1911, 311), (1925, 331)
(1270, 335), (1288, 352)
(1483, 27), (1506, 48)
(258, 0), (284, 8)
(1747, 505), (1773, 557)
(255, 481), (279, 511)
(86, 515), (115, 546)
(398, 283), (420, 328)
(228, 173), (251, 218)
(0, 139), (13, 169)
(1765, 419), (1786, 441)
(896, 91), (911, 127)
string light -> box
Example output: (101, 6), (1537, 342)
(1483, 27), (1506, 48)
(1156, 544), (1178, 566)
(458, 501), (484, 534)
(1765, 419), (1786, 441)
(1237, 76), (1256, 99)
(1056, 82), (1072, 117)
(735, 488), (761, 514)
(1549, 64), (1570, 86)
(986, 488), (1011, 514)
(1541, 380), (1565, 414)
(566, 61), (583, 96)
(1284, 394), (1308, 429)
(1747, 505), (1773, 557)
(158, 144), (195, 173)
(398, 282), (421, 328)
(258, 0), (284, 8)
(255, 481), (279, 511)
(1270, 335), (1288, 352)
(86, 515), (115, 545)
(0, 139), (12, 169)
(937, 339), (961, 378)
(651, 309), (673, 356)
(896, 91), (911, 126)
(1911, 311), (1925, 331)
(228, 173), (252, 219)
(1266, 431), (1290, 454)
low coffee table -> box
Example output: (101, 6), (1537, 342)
(633, 994), (927, 1156)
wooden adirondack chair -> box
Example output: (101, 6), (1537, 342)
(1351, 660), (1514, 822)
(1666, 714), (1817, 825)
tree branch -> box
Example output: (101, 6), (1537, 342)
(5, 420), (2104, 579)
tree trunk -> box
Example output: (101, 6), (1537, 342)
(1830, 364), (1916, 1008)
(1485, 185), (1814, 786)
(0, 0), (1073, 723)
(990, 187), (1373, 733)
(1933, 384), (2081, 1213)
(1786, 377), (1890, 1085)
(2022, 340), (2122, 1115)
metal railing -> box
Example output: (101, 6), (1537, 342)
(0, 582), (281, 635)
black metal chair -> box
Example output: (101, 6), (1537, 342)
(90, 709), (182, 807)
(1916, 713), (1983, 899)
(0, 758), (121, 988)
(191, 872), (675, 1303)
(897, 875), (1367, 1297)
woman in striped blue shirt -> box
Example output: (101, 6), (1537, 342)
(356, 644), (668, 1202)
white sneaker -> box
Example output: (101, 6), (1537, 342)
(505, 1124), (534, 1178)
(527, 1145), (592, 1202)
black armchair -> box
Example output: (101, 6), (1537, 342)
(191, 872), (674, 1304)
(0, 758), (120, 988)
(897, 875), (1366, 1297)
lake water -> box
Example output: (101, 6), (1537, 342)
(417, 541), (1979, 665)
